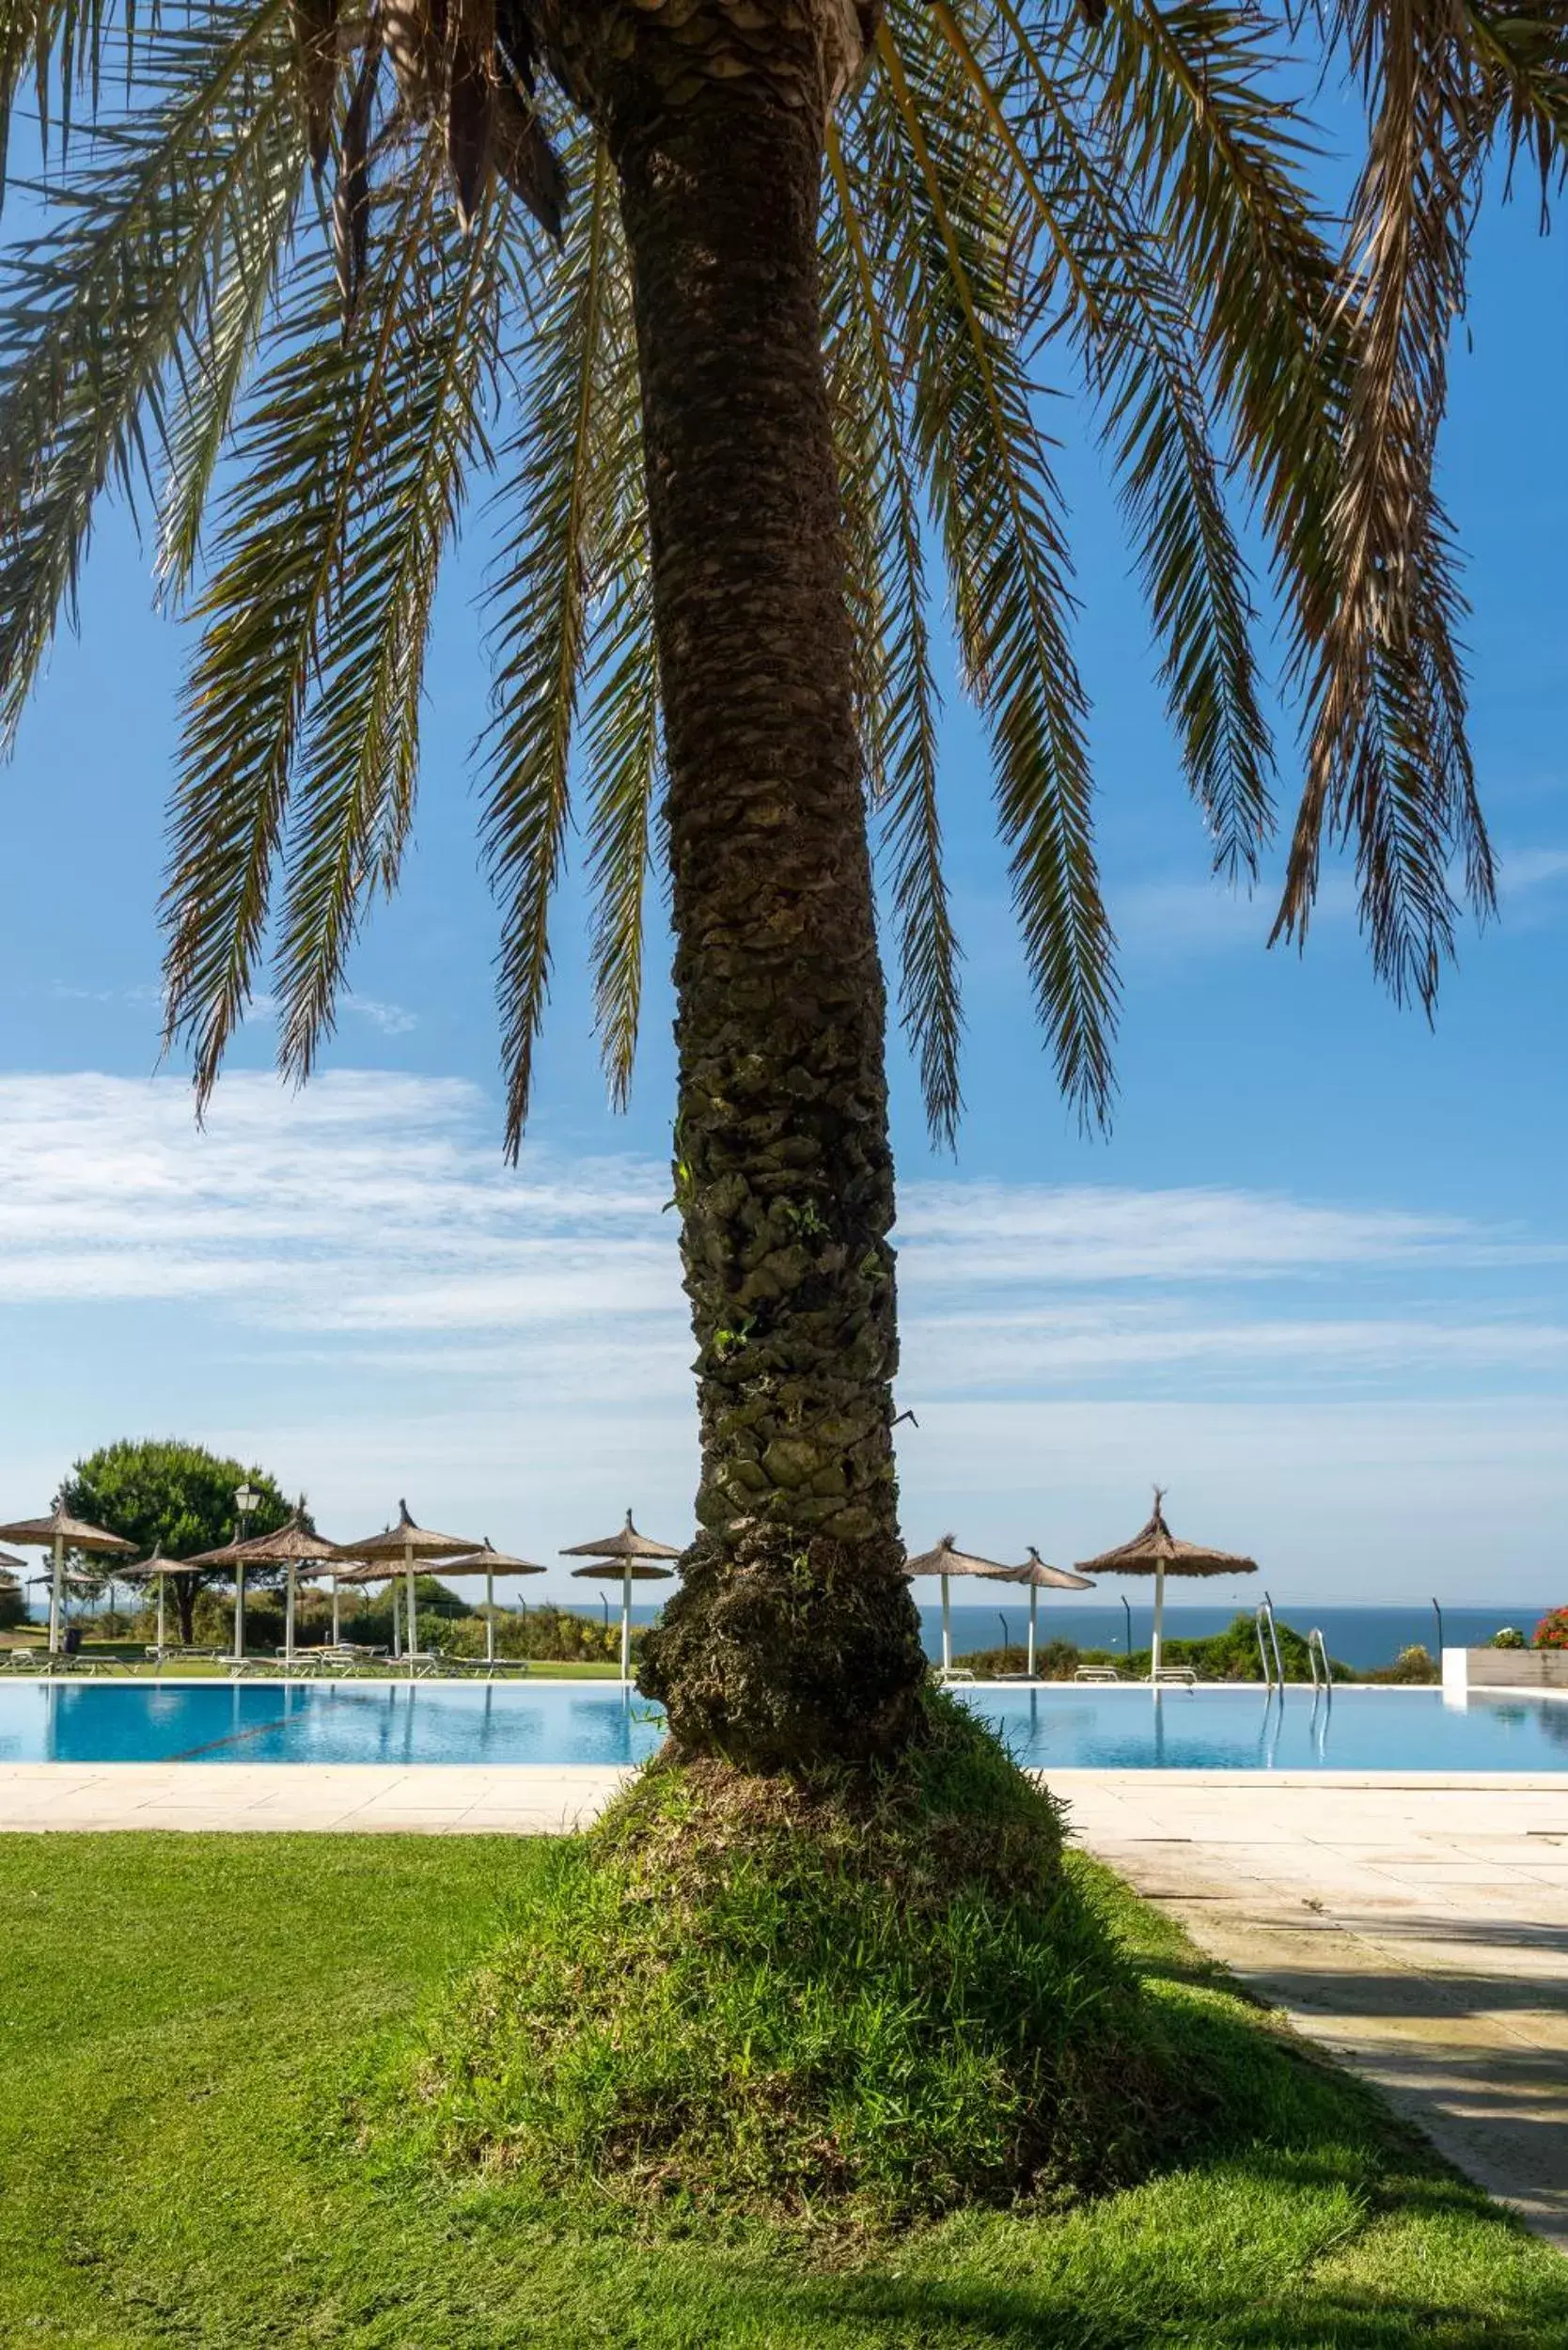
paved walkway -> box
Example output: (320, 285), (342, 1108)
(0, 1762), (626, 1835)
(1052, 1770), (1568, 2250)
(0, 1761), (1563, 2247)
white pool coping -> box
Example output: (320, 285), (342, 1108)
(0, 1759), (1560, 1831)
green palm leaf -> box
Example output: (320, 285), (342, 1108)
(479, 134), (630, 1155)
(861, 8), (1117, 1125)
(0, 1), (301, 747)
(960, 0), (1274, 876)
(164, 149), (496, 1096)
(580, 290), (660, 1110)
(825, 121), (962, 1143)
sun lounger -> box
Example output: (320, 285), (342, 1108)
(1152, 1665), (1199, 1686)
(412, 1650), (493, 1678)
(1074, 1664), (1122, 1684)
(5, 1649), (106, 1674)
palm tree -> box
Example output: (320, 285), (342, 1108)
(0, 0), (1548, 1767)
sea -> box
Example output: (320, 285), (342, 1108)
(907, 1600), (1551, 1671)
(467, 1593), (1557, 1671)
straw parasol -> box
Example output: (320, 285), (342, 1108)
(562, 1511), (681, 1680)
(339, 1501), (478, 1667)
(903, 1535), (1019, 1675)
(120, 1543), (174, 1653)
(0, 1500), (135, 1653)
(441, 1541), (547, 1665)
(968, 1547), (1095, 1679)
(1074, 1488), (1257, 1681)
(188, 1514), (355, 1668)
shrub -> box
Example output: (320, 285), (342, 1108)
(1491, 1625), (1527, 1650)
(1378, 1643), (1438, 1684)
(1534, 1608), (1568, 1651)
(442, 1603), (626, 1666)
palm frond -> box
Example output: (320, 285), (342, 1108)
(580, 256), (659, 1110)
(959, 0), (1273, 878)
(0, 0), (301, 747)
(825, 118), (962, 1143)
(480, 133), (626, 1155)
(1277, 0), (1492, 1003)
(162, 149), (466, 1099)
(1, 0), (123, 193)
(1094, 0), (1486, 997)
(1458, 0), (1568, 200)
(271, 179), (511, 1080)
(858, 8), (1117, 1126)
(156, 123), (309, 596)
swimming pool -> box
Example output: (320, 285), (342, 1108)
(3, 1681), (1568, 1770)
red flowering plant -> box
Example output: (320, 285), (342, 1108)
(1533, 1609), (1568, 1650)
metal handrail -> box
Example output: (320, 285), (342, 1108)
(1307, 1627), (1331, 1692)
(1256, 1594), (1287, 1689)
(1262, 1591), (1286, 1686)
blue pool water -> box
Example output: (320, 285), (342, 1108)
(4, 1681), (1568, 1771)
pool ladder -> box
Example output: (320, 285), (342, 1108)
(1306, 1626), (1332, 1694)
(1254, 1594), (1287, 1690)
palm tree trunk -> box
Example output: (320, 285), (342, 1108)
(591, 4), (926, 1769)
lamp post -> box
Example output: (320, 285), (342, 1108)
(232, 1482), (259, 1666)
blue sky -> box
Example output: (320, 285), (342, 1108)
(1, 172), (1566, 1610)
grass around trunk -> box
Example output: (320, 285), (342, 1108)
(0, 1807), (1562, 2343)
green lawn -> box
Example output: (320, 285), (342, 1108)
(0, 1834), (1562, 2347)
(0, 1646), (626, 1679)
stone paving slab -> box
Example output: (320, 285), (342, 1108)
(1048, 1770), (1568, 2251)
(0, 1762), (633, 1833)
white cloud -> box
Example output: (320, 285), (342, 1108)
(342, 995), (418, 1037)
(1, 1072), (1565, 1596)
(1111, 870), (1357, 960)
(1500, 845), (1568, 897)
(0, 1073), (1559, 1355)
(893, 1181), (1510, 1285)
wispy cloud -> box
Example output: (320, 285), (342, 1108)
(0, 1073), (1560, 1371)
(1109, 870), (1358, 961)
(1, 1073), (1564, 1591)
(341, 995), (418, 1037)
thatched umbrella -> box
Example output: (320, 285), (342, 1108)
(188, 1515), (353, 1668)
(120, 1543), (173, 1653)
(904, 1535), (1020, 1675)
(969, 1548), (1095, 1679)
(440, 1541), (547, 1664)
(0, 1500), (135, 1653)
(1074, 1488), (1257, 1680)
(561, 1512), (681, 1680)
(339, 1501), (478, 1667)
